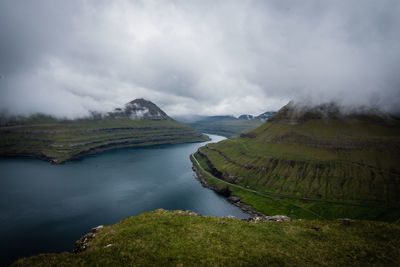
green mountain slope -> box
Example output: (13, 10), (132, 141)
(194, 102), (400, 220)
(12, 209), (400, 266)
(0, 99), (209, 164)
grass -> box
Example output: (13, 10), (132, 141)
(13, 209), (400, 266)
(0, 118), (209, 163)
(194, 152), (400, 221)
(192, 114), (400, 220)
(192, 152), (322, 220)
(202, 119), (400, 204)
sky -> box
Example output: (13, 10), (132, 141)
(0, 0), (399, 118)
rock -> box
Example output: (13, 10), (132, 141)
(267, 215), (292, 222)
(223, 215), (237, 219)
(74, 228), (101, 253)
(250, 215), (291, 223)
(91, 225), (104, 233)
(74, 233), (93, 253)
(228, 196), (241, 203)
(250, 216), (261, 223)
(184, 210), (201, 216)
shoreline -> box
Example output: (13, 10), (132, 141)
(0, 137), (211, 165)
(190, 154), (265, 218)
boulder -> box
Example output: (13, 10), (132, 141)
(251, 215), (291, 222)
(91, 225), (104, 233)
(228, 196), (241, 203)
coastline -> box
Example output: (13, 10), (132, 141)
(0, 137), (211, 165)
(190, 153), (265, 218)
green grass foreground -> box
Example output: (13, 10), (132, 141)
(13, 209), (400, 266)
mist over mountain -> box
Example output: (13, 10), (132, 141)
(1, 0), (400, 118)
(108, 99), (170, 120)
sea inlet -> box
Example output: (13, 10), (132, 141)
(0, 134), (249, 264)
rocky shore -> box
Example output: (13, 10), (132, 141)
(190, 154), (267, 218)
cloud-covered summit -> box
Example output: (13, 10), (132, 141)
(1, 0), (399, 118)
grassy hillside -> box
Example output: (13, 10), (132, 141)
(0, 99), (212, 166)
(13, 209), (400, 266)
(190, 116), (264, 138)
(0, 118), (208, 164)
(194, 103), (400, 221)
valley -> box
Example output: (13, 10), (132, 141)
(188, 111), (275, 138)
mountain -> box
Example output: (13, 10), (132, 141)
(171, 115), (207, 124)
(238, 114), (254, 120)
(256, 111), (276, 121)
(0, 99), (209, 164)
(108, 98), (169, 120)
(193, 102), (400, 221)
(189, 111), (276, 138)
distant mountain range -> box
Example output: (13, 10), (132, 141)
(0, 99), (208, 164)
(238, 111), (276, 121)
(177, 111), (276, 138)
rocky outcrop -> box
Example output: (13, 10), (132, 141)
(74, 225), (103, 253)
(245, 215), (292, 222)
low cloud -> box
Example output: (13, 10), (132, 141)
(1, 0), (399, 118)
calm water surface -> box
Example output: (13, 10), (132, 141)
(0, 134), (249, 265)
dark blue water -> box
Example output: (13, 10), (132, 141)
(0, 134), (249, 265)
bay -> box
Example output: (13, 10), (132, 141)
(0, 134), (249, 265)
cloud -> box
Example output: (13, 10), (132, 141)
(0, 0), (399, 118)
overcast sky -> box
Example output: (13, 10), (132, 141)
(0, 0), (399, 118)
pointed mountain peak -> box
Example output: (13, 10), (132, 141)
(110, 99), (170, 120)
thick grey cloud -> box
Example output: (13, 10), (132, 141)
(0, 0), (399, 118)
